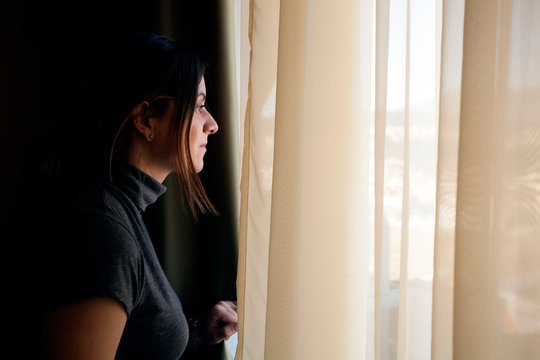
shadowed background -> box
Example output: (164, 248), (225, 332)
(1, 1), (238, 359)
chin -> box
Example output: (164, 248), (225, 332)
(191, 154), (204, 173)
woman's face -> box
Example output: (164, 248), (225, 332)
(189, 77), (218, 173)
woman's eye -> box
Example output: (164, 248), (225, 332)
(197, 104), (206, 113)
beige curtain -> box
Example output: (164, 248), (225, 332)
(234, 0), (540, 359)
(452, 0), (540, 359)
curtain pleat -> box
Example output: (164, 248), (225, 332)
(454, 0), (514, 358)
(265, 1), (372, 358)
(453, 1), (540, 359)
(263, 0), (307, 357)
(374, 2), (391, 360)
(236, 0), (280, 358)
(396, 0), (411, 358)
(431, 0), (464, 359)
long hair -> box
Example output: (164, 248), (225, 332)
(38, 31), (216, 217)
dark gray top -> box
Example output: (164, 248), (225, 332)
(47, 160), (189, 359)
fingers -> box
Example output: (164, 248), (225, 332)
(225, 300), (238, 310)
(212, 321), (238, 342)
(205, 300), (238, 344)
(196, 300), (239, 345)
(211, 301), (237, 325)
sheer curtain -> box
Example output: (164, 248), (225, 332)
(233, 0), (540, 359)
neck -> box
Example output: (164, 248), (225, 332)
(125, 139), (170, 183)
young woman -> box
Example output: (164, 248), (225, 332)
(33, 32), (237, 359)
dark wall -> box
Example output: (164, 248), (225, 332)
(2, 1), (237, 358)
(2, 0), (164, 228)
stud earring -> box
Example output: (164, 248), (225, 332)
(148, 133), (154, 141)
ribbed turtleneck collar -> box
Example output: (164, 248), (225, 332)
(110, 160), (167, 212)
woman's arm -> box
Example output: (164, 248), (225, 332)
(40, 297), (127, 360)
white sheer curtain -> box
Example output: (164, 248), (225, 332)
(233, 0), (540, 359)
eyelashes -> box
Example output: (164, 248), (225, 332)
(196, 103), (207, 114)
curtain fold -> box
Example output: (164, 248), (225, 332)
(236, 0), (280, 358)
(431, 0), (464, 359)
(373, 1), (391, 359)
(453, 1), (540, 358)
(265, 1), (372, 358)
(235, 0), (540, 359)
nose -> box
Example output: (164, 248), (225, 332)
(204, 113), (218, 135)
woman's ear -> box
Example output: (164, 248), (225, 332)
(130, 101), (154, 141)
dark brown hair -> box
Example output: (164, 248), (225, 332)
(39, 32), (216, 217)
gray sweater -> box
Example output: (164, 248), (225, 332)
(46, 160), (189, 359)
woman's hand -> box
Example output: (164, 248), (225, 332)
(198, 300), (238, 345)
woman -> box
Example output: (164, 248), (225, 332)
(33, 32), (237, 359)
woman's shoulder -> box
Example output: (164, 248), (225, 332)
(63, 175), (139, 224)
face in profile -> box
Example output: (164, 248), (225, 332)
(140, 77), (217, 179)
(189, 77), (218, 173)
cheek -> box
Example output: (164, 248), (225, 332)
(188, 125), (196, 151)
(189, 119), (201, 146)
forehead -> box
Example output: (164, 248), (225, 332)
(198, 77), (206, 93)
